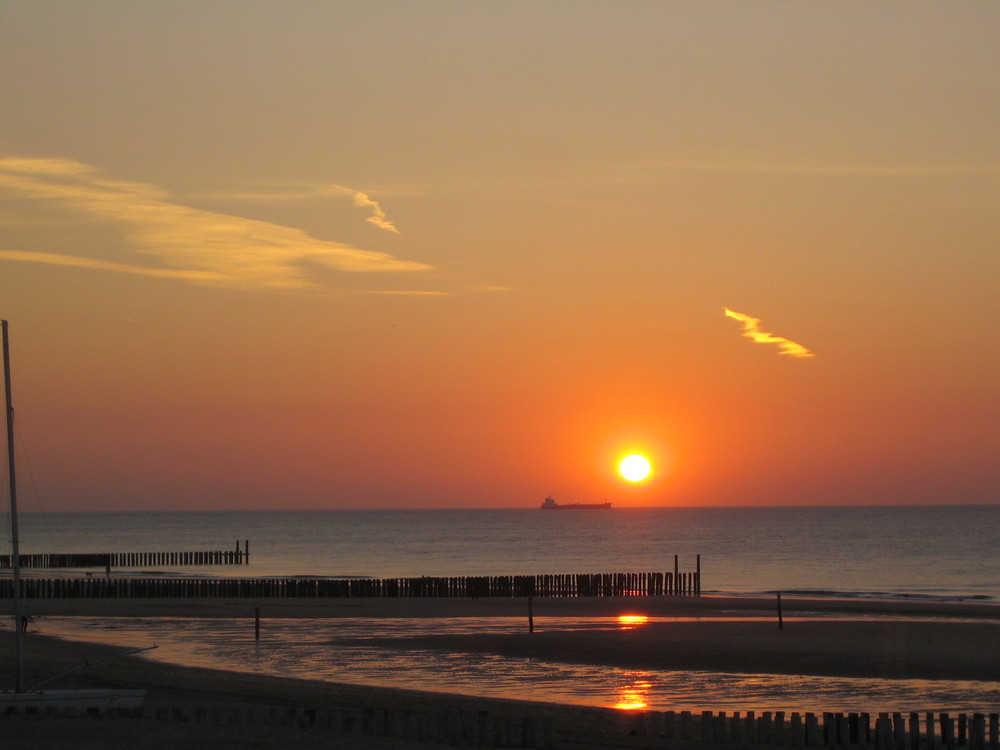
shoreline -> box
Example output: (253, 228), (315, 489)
(4, 596), (999, 748)
(2, 629), (608, 750)
(13, 595), (1000, 683)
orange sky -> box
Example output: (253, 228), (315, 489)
(1, 2), (998, 510)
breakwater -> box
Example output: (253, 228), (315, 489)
(0, 542), (249, 569)
(0, 569), (700, 599)
(647, 709), (1000, 750)
(4, 702), (996, 750)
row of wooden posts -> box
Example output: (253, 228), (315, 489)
(0, 542), (249, 569)
(0, 702), (555, 748)
(0, 569), (700, 599)
(4, 701), (996, 750)
(150, 703), (554, 747)
(630, 709), (1000, 750)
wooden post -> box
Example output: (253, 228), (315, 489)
(528, 596), (534, 633)
(700, 711), (712, 743)
(673, 555), (679, 595)
(254, 606), (260, 641)
(972, 715), (986, 750)
(696, 554), (701, 596)
(680, 711), (692, 740)
(777, 591), (784, 630)
(664, 710), (675, 740)
(942, 714), (956, 750)
(791, 712), (803, 747)
(806, 713), (820, 747)
(876, 717), (893, 750)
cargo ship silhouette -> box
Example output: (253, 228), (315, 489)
(540, 496), (612, 510)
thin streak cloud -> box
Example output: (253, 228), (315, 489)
(354, 290), (448, 296)
(624, 157), (998, 180)
(352, 191), (399, 234)
(724, 307), (816, 358)
(0, 249), (224, 282)
(683, 162), (995, 176)
(0, 156), (427, 290)
(199, 183), (401, 234)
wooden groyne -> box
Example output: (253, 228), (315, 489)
(0, 700), (559, 749)
(629, 709), (1000, 750)
(0, 569), (700, 599)
(0, 541), (249, 569)
(3, 702), (995, 750)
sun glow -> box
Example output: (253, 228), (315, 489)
(619, 454), (651, 482)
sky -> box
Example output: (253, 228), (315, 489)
(1, 1), (998, 511)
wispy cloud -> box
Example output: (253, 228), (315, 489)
(648, 157), (996, 177)
(351, 190), (399, 234)
(199, 182), (401, 234)
(0, 156), (427, 291)
(467, 285), (515, 293)
(354, 289), (448, 296)
(724, 307), (815, 358)
(0, 249), (225, 282)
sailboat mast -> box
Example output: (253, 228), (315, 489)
(2, 320), (24, 692)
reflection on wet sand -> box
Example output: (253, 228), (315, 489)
(613, 672), (653, 710)
(616, 614), (649, 629)
(37, 615), (1000, 714)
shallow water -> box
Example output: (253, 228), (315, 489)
(36, 615), (1000, 714)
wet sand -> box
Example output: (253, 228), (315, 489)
(1, 627), (640, 750)
(3, 596), (998, 749)
(363, 618), (1000, 681)
(18, 592), (1000, 621)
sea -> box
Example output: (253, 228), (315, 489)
(6, 505), (1000, 713)
(11, 505), (1000, 599)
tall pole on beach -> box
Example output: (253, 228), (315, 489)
(2, 320), (24, 691)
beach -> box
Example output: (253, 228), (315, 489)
(3, 595), (998, 749)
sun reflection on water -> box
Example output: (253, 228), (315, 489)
(612, 673), (653, 710)
(616, 614), (649, 629)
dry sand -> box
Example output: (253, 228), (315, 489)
(2, 595), (998, 749)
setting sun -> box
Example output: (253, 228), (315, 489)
(619, 454), (651, 482)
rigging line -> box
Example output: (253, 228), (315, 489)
(1, 433), (7, 557)
(11, 409), (48, 517)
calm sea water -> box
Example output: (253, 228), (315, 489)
(9, 505), (1000, 601)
